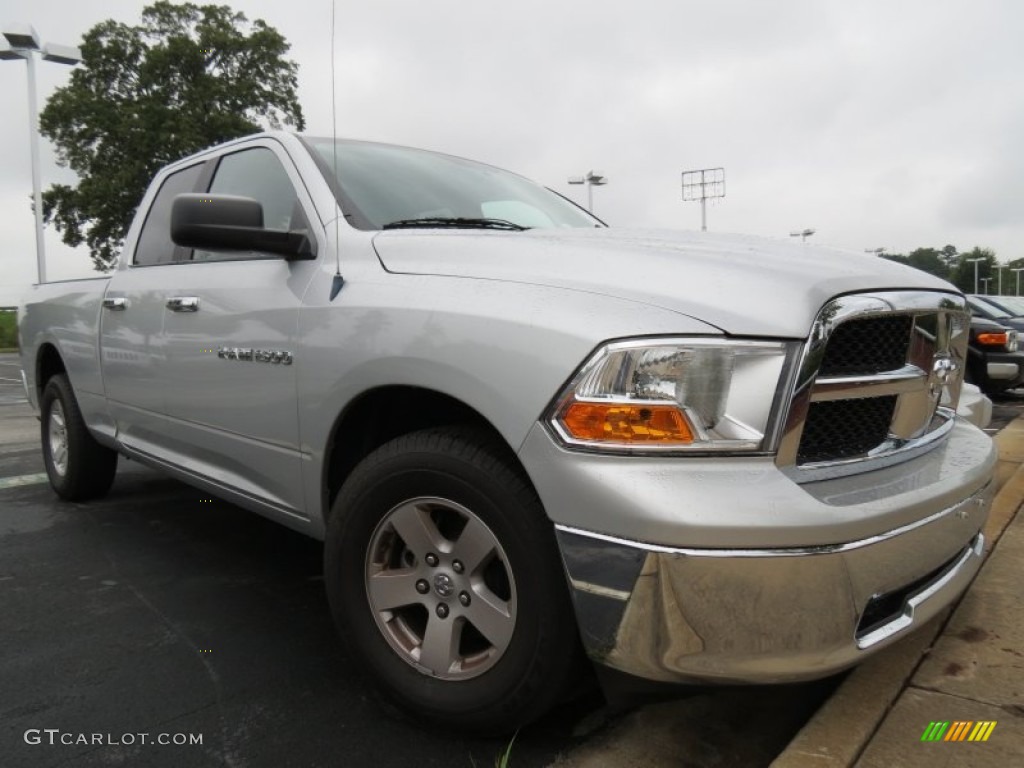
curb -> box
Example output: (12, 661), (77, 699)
(769, 419), (1024, 768)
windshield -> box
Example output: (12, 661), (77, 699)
(301, 137), (601, 231)
(968, 295), (1011, 318)
(985, 296), (1024, 316)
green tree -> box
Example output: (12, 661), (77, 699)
(39, 1), (305, 270)
(904, 247), (949, 280)
(880, 249), (945, 280)
(948, 247), (997, 294)
(940, 244), (958, 271)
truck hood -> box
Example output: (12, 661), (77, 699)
(372, 228), (957, 338)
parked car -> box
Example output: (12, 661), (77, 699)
(966, 294), (1024, 332)
(18, 132), (996, 733)
(965, 316), (1024, 394)
(974, 294), (1024, 318)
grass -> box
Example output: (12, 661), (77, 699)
(0, 310), (17, 351)
(494, 731), (518, 768)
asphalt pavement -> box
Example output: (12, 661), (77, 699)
(0, 353), (832, 768)
(3, 350), (1021, 768)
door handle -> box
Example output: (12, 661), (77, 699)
(166, 296), (200, 312)
(102, 297), (127, 311)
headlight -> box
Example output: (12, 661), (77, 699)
(548, 338), (796, 453)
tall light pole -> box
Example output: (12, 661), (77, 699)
(995, 263), (1006, 296)
(682, 167), (725, 232)
(980, 277), (992, 295)
(1, 24), (81, 285)
(567, 171), (608, 213)
(967, 256), (985, 295)
(1012, 268), (1024, 296)
(790, 228), (815, 244)
(865, 247), (887, 256)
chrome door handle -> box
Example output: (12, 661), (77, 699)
(102, 297), (127, 311)
(166, 296), (200, 312)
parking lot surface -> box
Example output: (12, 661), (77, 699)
(3, 351), (1022, 767)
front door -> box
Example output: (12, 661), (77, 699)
(158, 141), (321, 518)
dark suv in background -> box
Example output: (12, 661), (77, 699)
(965, 310), (1024, 394)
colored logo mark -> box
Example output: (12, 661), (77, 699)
(920, 721), (997, 742)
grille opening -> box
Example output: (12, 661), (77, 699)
(797, 395), (897, 464)
(855, 549), (964, 640)
(818, 315), (913, 376)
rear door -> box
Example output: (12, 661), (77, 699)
(157, 140), (322, 518)
(99, 161), (207, 452)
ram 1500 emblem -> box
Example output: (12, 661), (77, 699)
(217, 347), (293, 365)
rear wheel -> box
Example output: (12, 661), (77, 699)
(324, 427), (580, 734)
(40, 374), (118, 501)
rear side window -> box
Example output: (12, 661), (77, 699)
(133, 163), (204, 266)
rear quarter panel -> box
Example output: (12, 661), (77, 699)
(19, 278), (111, 416)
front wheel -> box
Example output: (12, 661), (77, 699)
(40, 374), (118, 501)
(324, 427), (581, 734)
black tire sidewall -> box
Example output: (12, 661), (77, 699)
(325, 432), (575, 729)
(40, 374), (117, 501)
(41, 376), (76, 498)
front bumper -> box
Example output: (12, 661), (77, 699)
(519, 418), (996, 684)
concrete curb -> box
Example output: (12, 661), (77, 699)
(769, 420), (1024, 768)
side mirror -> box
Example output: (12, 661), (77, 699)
(170, 193), (315, 260)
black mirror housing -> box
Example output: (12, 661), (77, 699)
(170, 193), (315, 260)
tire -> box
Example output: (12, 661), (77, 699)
(40, 374), (118, 501)
(324, 426), (581, 734)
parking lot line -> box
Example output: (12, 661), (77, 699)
(0, 473), (48, 490)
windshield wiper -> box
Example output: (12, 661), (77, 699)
(381, 217), (529, 231)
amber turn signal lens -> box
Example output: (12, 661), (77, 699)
(976, 332), (1009, 346)
(560, 401), (695, 444)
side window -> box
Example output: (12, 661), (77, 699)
(193, 147), (309, 262)
(133, 163), (204, 266)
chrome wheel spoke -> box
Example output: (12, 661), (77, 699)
(388, 502), (445, 558)
(465, 591), (515, 650)
(452, 515), (497, 574)
(417, 614), (461, 675)
(367, 569), (423, 612)
(48, 403), (69, 476)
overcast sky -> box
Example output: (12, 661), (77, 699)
(1, 0), (1020, 305)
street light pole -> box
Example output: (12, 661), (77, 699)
(980, 277), (992, 295)
(24, 50), (45, 284)
(967, 257), (984, 295)
(1012, 268), (1024, 296)
(996, 264), (1006, 296)
(681, 168), (725, 232)
(1, 24), (82, 285)
(790, 228), (815, 244)
(567, 171), (608, 214)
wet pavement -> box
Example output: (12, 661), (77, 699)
(3, 349), (1022, 768)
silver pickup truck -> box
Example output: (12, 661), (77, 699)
(18, 131), (996, 733)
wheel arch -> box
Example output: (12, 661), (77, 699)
(321, 385), (535, 524)
(35, 342), (67, 401)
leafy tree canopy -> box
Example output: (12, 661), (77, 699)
(880, 245), (1016, 295)
(40, 1), (305, 270)
(882, 247), (950, 280)
(947, 247), (997, 294)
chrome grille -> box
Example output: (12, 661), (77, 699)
(797, 396), (897, 464)
(818, 315), (913, 376)
(778, 292), (969, 482)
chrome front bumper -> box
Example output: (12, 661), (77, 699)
(555, 492), (988, 683)
(519, 419), (996, 684)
